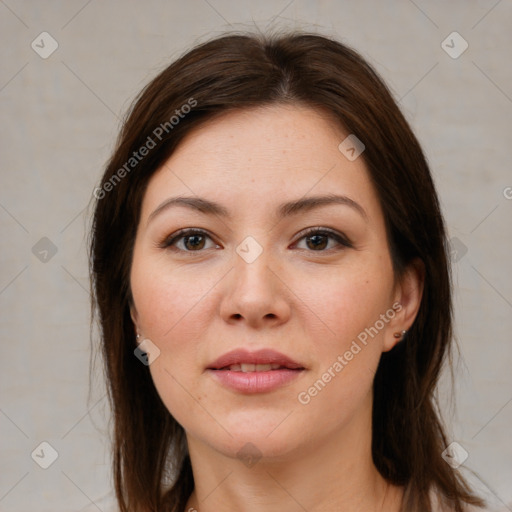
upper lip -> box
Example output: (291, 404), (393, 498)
(207, 348), (305, 370)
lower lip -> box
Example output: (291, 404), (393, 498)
(206, 368), (304, 393)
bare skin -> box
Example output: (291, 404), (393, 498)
(129, 105), (423, 511)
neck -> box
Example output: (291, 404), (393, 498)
(183, 394), (403, 512)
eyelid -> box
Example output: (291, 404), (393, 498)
(157, 228), (217, 250)
(158, 226), (353, 252)
(292, 226), (353, 249)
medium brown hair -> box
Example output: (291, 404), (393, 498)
(89, 31), (484, 512)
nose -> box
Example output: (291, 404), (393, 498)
(219, 245), (291, 329)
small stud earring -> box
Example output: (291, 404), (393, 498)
(136, 333), (141, 342)
(393, 330), (407, 339)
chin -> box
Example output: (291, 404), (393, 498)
(191, 412), (308, 462)
(216, 433), (303, 464)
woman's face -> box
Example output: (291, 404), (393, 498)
(130, 105), (415, 461)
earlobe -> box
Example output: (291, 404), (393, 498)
(383, 329), (408, 351)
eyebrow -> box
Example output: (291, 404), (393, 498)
(147, 193), (368, 226)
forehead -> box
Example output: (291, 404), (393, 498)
(140, 105), (379, 223)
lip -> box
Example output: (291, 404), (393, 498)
(206, 348), (306, 394)
(206, 348), (304, 370)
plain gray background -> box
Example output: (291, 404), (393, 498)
(1, 1), (511, 511)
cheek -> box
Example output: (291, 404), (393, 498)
(292, 262), (393, 398)
(130, 251), (217, 338)
(298, 262), (394, 347)
(292, 275), (389, 430)
(130, 253), (221, 416)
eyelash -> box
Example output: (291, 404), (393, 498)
(158, 227), (353, 254)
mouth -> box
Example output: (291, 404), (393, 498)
(206, 348), (305, 372)
(206, 348), (306, 393)
(215, 363), (302, 372)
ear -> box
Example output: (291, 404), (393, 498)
(382, 258), (425, 352)
(129, 301), (139, 333)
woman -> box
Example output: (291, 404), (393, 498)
(89, 31), (487, 511)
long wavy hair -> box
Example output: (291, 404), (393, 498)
(88, 31), (485, 512)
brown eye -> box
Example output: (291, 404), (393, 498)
(305, 233), (329, 250)
(160, 229), (218, 252)
(295, 228), (352, 252)
(182, 233), (206, 250)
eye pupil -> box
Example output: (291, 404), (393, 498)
(307, 234), (328, 250)
(185, 235), (205, 250)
